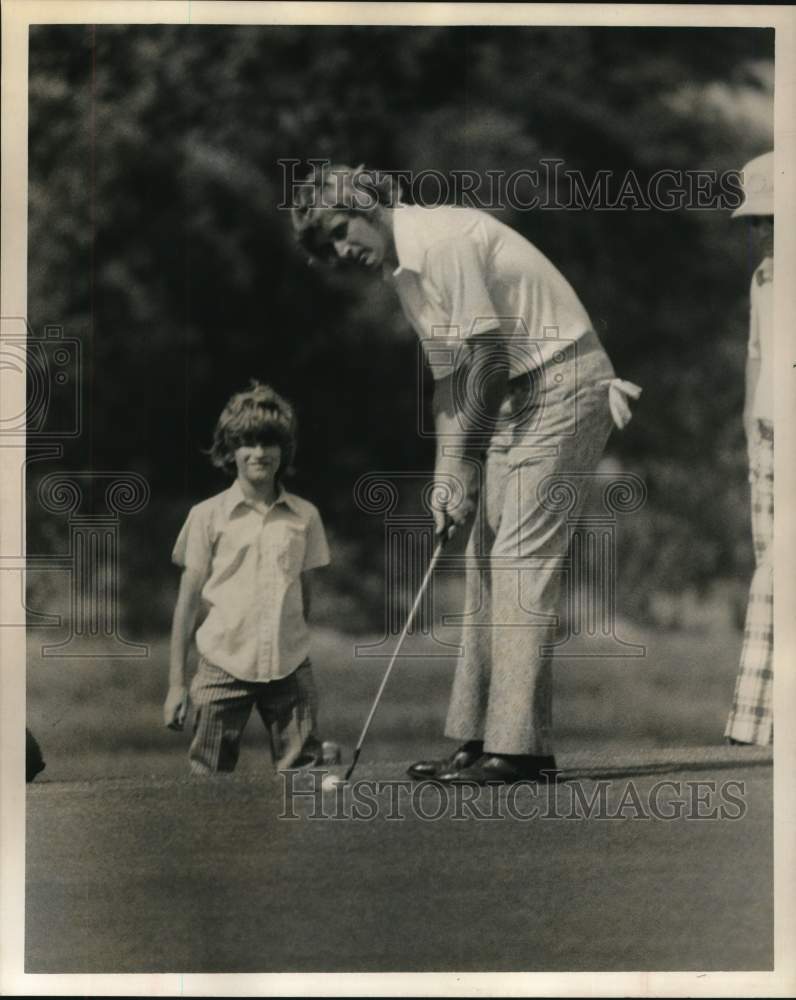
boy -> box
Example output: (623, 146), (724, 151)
(725, 151), (774, 746)
(163, 382), (333, 773)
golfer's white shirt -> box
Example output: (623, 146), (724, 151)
(173, 481), (330, 682)
(748, 257), (773, 423)
(386, 204), (595, 379)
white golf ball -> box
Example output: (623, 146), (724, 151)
(321, 774), (345, 793)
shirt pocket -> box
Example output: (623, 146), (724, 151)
(211, 518), (260, 584)
(276, 523), (307, 579)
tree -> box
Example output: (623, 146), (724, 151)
(26, 24), (774, 630)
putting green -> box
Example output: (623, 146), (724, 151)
(26, 752), (772, 973)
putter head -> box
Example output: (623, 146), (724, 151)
(343, 748), (361, 782)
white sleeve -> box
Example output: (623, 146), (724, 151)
(172, 504), (213, 577)
(302, 507), (331, 571)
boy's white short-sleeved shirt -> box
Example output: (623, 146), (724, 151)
(748, 257), (773, 423)
(172, 480), (330, 682)
(386, 204), (595, 379)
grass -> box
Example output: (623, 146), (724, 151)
(27, 615), (742, 782)
(26, 761), (773, 972)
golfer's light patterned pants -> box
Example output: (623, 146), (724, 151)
(445, 331), (616, 756)
(725, 419), (774, 746)
(188, 656), (323, 773)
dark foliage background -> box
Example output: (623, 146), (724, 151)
(26, 24), (774, 633)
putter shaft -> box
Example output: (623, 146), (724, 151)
(346, 537), (445, 781)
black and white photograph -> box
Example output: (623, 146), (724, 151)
(1, 1), (795, 994)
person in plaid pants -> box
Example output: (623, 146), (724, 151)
(163, 382), (337, 773)
(725, 152), (774, 747)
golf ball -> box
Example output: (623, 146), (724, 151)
(321, 774), (345, 793)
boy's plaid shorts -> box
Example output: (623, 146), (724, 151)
(188, 656), (323, 773)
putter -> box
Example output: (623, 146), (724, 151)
(344, 531), (448, 781)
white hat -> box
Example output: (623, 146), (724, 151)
(732, 151), (774, 218)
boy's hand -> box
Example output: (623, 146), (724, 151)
(164, 684), (189, 731)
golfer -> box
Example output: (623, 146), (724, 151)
(292, 165), (639, 784)
(725, 151), (774, 747)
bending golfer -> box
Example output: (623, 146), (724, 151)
(292, 165), (639, 784)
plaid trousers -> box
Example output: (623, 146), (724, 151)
(725, 420), (774, 746)
(188, 656), (322, 773)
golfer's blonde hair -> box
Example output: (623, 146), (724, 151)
(291, 162), (400, 264)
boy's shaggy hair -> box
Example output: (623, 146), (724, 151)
(291, 162), (400, 265)
(210, 381), (297, 480)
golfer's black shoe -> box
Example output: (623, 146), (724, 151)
(437, 753), (559, 785)
(407, 740), (484, 781)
